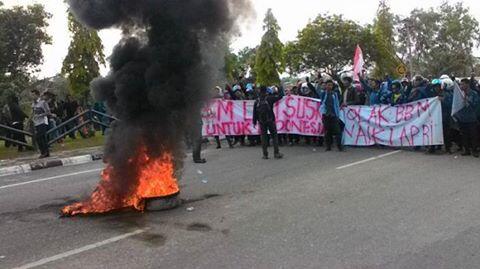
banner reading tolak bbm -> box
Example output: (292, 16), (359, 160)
(339, 97), (444, 146)
(202, 95), (323, 136)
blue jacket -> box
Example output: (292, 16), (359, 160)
(359, 78), (382, 105)
(455, 89), (479, 123)
(320, 90), (341, 117)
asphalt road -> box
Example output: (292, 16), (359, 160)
(0, 144), (479, 269)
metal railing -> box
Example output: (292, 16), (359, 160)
(0, 123), (34, 149)
(0, 109), (117, 149)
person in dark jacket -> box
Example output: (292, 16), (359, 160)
(428, 79), (453, 154)
(63, 94), (79, 139)
(407, 76), (429, 102)
(7, 95), (28, 151)
(337, 76), (361, 106)
(253, 86), (284, 159)
(455, 78), (479, 157)
(320, 79), (344, 152)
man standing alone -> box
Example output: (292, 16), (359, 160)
(253, 86), (284, 160)
(31, 90), (51, 158)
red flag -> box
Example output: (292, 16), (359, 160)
(353, 45), (364, 82)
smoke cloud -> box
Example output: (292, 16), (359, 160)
(67, 0), (253, 203)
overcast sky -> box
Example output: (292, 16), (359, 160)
(4, 0), (480, 78)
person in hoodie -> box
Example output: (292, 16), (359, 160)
(454, 78), (479, 157)
(388, 80), (407, 106)
(319, 79), (344, 152)
(358, 73), (382, 106)
(253, 86), (284, 159)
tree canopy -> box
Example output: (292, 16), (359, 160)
(225, 47), (256, 83)
(254, 9), (284, 86)
(284, 14), (374, 79)
(0, 3), (51, 102)
(62, 12), (105, 104)
(372, 0), (403, 78)
(397, 2), (480, 76)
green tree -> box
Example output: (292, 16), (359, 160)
(225, 49), (240, 83)
(62, 12), (105, 104)
(397, 2), (480, 76)
(284, 14), (374, 79)
(372, 0), (402, 78)
(237, 47), (257, 80)
(0, 3), (51, 99)
(254, 9), (284, 86)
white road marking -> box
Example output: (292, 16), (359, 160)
(0, 168), (103, 190)
(336, 150), (402, 170)
(11, 229), (145, 269)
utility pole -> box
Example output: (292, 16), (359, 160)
(403, 18), (414, 76)
(404, 18), (414, 77)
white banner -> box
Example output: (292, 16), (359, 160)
(339, 97), (444, 146)
(202, 96), (323, 137)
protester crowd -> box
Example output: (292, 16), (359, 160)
(210, 72), (480, 159)
(1, 90), (109, 158)
(2, 72), (479, 161)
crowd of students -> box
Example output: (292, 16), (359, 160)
(211, 72), (480, 159)
(1, 90), (108, 158)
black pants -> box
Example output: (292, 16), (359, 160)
(260, 121), (280, 157)
(323, 115), (343, 150)
(443, 124), (454, 152)
(192, 121), (204, 161)
(459, 122), (479, 153)
(12, 122), (26, 151)
(35, 124), (49, 156)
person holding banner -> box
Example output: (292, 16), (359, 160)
(319, 80), (344, 152)
(454, 79), (479, 157)
(429, 79), (453, 154)
(253, 86), (284, 160)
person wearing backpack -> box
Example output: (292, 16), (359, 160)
(253, 86), (284, 160)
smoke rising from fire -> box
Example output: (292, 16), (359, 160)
(67, 0), (253, 205)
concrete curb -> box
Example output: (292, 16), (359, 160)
(0, 153), (104, 177)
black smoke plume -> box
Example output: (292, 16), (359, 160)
(67, 0), (252, 204)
